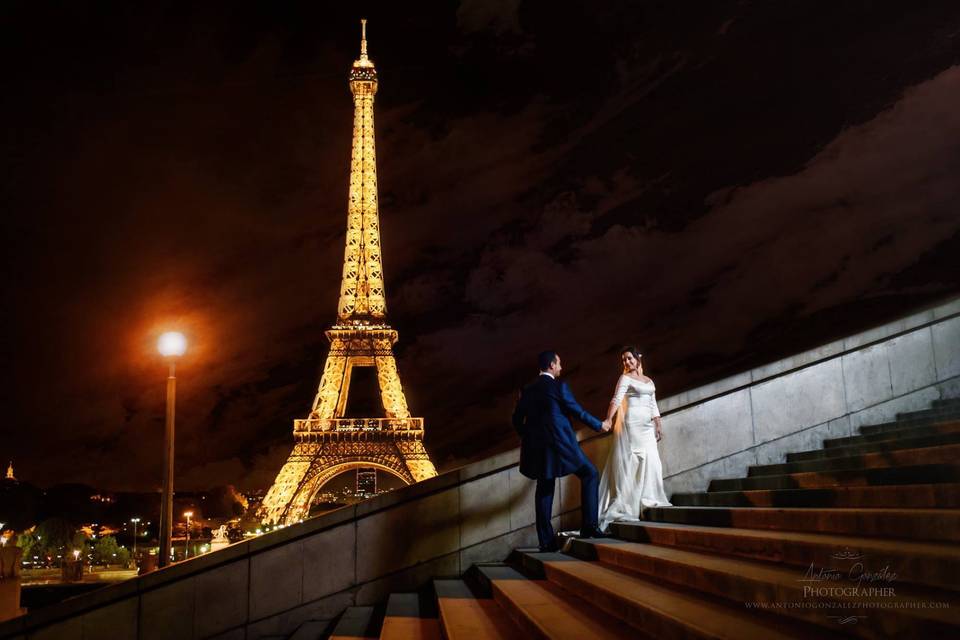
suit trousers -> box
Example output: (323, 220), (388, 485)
(534, 460), (599, 548)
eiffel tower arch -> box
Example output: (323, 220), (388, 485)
(259, 21), (437, 525)
(276, 449), (418, 523)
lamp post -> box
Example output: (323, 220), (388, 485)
(157, 331), (186, 567)
(130, 517), (140, 562)
(183, 511), (193, 559)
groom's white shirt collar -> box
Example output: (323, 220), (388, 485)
(539, 371), (555, 379)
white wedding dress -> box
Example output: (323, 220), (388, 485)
(598, 375), (671, 532)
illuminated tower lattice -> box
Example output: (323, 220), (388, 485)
(259, 21), (437, 525)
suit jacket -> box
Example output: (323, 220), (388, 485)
(512, 374), (603, 479)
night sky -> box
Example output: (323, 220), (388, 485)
(3, 1), (959, 492)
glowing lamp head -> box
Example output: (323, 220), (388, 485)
(158, 332), (187, 357)
(184, 511), (193, 518)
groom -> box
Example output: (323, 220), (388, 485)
(512, 351), (611, 551)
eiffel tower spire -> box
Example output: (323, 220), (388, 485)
(338, 18), (385, 320)
(259, 21), (437, 525)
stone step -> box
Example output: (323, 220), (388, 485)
(609, 520), (960, 591)
(785, 431), (960, 462)
(898, 406), (960, 422)
(826, 422), (960, 448)
(710, 463), (960, 492)
(641, 506), (960, 542)
(380, 593), (441, 640)
(932, 398), (960, 409)
(515, 551), (835, 639)
(748, 443), (960, 477)
(554, 541), (960, 639)
(473, 564), (638, 639)
(288, 619), (329, 640)
(433, 579), (521, 640)
(329, 606), (382, 640)
(671, 483), (960, 508)
(860, 415), (960, 435)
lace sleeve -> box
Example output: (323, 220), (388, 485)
(651, 388), (661, 418)
(611, 375), (630, 406)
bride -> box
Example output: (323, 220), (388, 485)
(598, 346), (671, 531)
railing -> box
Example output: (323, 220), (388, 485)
(293, 417), (423, 433)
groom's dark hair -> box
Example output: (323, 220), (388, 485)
(538, 350), (558, 371)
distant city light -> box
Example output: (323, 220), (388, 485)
(157, 332), (187, 357)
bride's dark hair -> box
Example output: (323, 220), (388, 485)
(620, 346), (642, 361)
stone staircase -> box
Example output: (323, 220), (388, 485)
(269, 397), (960, 639)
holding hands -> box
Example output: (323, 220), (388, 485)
(601, 418), (613, 432)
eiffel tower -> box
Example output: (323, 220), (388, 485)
(259, 21), (437, 525)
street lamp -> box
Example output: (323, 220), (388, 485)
(183, 511), (194, 559)
(130, 517), (141, 562)
(157, 331), (186, 567)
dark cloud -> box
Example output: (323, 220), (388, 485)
(2, 2), (959, 490)
(457, 0), (523, 34)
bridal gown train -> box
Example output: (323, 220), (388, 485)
(598, 375), (671, 532)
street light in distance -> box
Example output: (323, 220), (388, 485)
(130, 517), (141, 563)
(184, 511), (194, 559)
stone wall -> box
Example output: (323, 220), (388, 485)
(1, 296), (957, 640)
(657, 297), (960, 495)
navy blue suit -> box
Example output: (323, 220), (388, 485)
(512, 374), (603, 548)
